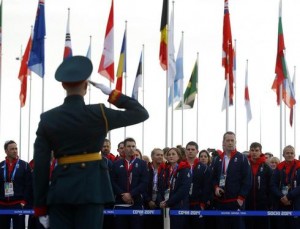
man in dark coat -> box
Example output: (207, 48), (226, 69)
(32, 56), (149, 229)
(110, 137), (149, 229)
(0, 140), (32, 229)
(211, 131), (252, 229)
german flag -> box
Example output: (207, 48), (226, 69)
(159, 0), (168, 71)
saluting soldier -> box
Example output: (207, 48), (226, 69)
(32, 56), (149, 229)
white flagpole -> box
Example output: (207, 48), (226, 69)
(27, 73), (32, 162)
(225, 77), (229, 132)
(87, 35), (92, 104)
(225, 41), (230, 132)
(259, 102), (262, 143)
(142, 44), (145, 154)
(284, 98), (286, 146)
(169, 1), (175, 147)
(280, 84), (283, 161)
(196, 52), (199, 143)
(181, 31), (184, 146)
(26, 27), (34, 161)
(165, 23), (169, 148)
(17, 46), (23, 158)
(124, 21), (127, 139)
(293, 66), (296, 152)
(245, 59), (248, 150)
(234, 39), (237, 135)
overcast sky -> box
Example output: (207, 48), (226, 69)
(1, 0), (300, 161)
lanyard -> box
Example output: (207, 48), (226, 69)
(3, 159), (20, 182)
(169, 164), (178, 189)
(124, 158), (136, 191)
(221, 156), (229, 176)
(151, 164), (158, 191)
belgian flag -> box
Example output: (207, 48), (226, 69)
(159, 0), (168, 71)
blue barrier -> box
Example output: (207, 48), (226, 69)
(1, 209), (300, 216)
(170, 210), (300, 217)
(104, 209), (161, 215)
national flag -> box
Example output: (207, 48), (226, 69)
(289, 70), (295, 126)
(115, 29), (126, 92)
(221, 84), (233, 111)
(132, 51), (142, 100)
(159, 0), (168, 71)
(18, 31), (32, 107)
(63, 8), (72, 60)
(282, 69), (296, 109)
(86, 36), (91, 60)
(169, 35), (183, 105)
(244, 61), (252, 123)
(173, 36), (184, 103)
(175, 60), (198, 109)
(271, 0), (289, 105)
(222, 0), (234, 105)
(28, 0), (46, 78)
(98, 0), (114, 82)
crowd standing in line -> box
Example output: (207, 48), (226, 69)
(2, 130), (300, 229)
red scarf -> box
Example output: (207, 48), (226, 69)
(277, 160), (300, 183)
(219, 149), (237, 160)
(249, 154), (266, 176)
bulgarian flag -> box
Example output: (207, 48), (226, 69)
(271, 0), (295, 109)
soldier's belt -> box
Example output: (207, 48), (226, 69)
(57, 152), (102, 165)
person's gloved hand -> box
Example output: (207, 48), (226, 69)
(39, 215), (50, 228)
(89, 80), (112, 95)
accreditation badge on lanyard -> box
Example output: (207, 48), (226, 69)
(164, 189), (170, 201)
(3, 159), (19, 197)
(219, 157), (228, 188)
(4, 182), (14, 197)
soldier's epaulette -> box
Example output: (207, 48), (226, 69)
(108, 89), (121, 104)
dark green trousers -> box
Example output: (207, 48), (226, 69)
(49, 204), (104, 229)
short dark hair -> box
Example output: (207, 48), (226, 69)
(250, 142), (262, 151)
(4, 140), (16, 151)
(186, 141), (198, 150)
(124, 137), (136, 146)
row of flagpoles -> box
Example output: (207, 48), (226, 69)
(0, 0), (297, 161)
(158, 0), (296, 159)
(11, 0), (146, 159)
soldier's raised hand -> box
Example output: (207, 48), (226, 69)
(89, 80), (112, 95)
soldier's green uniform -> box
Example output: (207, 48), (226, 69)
(32, 56), (149, 229)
